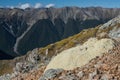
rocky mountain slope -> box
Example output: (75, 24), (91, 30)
(45, 38), (114, 71)
(0, 15), (120, 80)
(39, 43), (120, 80)
(1, 7), (120, 57)
(11, 42), (120, 80)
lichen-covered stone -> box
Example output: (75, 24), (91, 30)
(39, 68), (63, 80)
(45, 38), (114, 71)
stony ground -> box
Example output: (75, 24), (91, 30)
(12, 42), (120, 80)
(12, 66), (46, 80)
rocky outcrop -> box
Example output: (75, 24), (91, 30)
(42, 43), (120, 80)
(39, 69), (63, 80)
(99, 15), (120, 40)
(100, 15), (120, 29)
(109, 27), (120, 39)
(1, 7), (120, 57)
(45, 38), (115, 71)
(11, 40), (120, 80)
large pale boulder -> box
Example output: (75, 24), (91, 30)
(45, 38), (114, 71)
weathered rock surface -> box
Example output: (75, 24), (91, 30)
(11, 42), (120, 80)
(39, 69), (63, 80)
(45, 38), (114, 71)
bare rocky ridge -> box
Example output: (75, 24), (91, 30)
(11, 39), (120, 80)
(1, 7), (120, 57)
(45, 38), (114, 71)
(39, 43), (120, 80)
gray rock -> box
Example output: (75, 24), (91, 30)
(109, 27), (120, 39)
(21, 63), (34, 73)
(10, 72), (18, 78)
(89, 69), (99, 80)
(101, 74), (109, 80)
(14, 62), (24, 73)
(0, 74), (11, 80)
(100, 15), (120, 29)
(77, 71), (84, 78)
(14, 62), (34, 74)
(39, 68), (63, 80)
(27, 49), (41, 64)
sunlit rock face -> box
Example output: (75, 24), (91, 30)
(45, 38), (114, 71)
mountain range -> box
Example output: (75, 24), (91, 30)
(1, 7), (120, 58)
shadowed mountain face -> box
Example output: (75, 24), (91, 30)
(0, 7), (120, 58)
(0, 50), (14, 60)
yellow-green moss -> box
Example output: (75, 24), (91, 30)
(38, 27), (99, 57)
